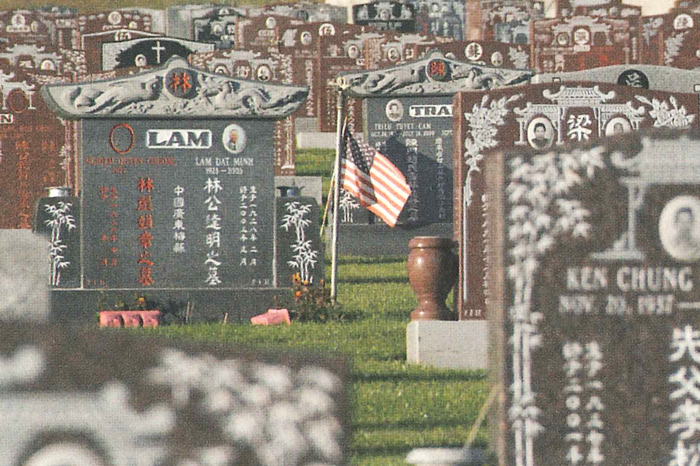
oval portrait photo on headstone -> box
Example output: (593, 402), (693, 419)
(222, 124), (246, 154)
(527, 116), (554, 150)
(605, 116), (632, 136)
(385, 99), (404, 122)
(659, 195), (700, 262)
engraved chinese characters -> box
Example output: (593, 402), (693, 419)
(454, 83), (700, 320)
(485, 131), (700, 466)
(42, 58), (308, 294)
(82, 120), (273, 289)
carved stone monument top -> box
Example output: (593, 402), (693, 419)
(41, 57), (308, 119)
(338, 50), (533, 97)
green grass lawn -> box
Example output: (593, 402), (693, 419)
(136, 146), (489, 465)
(144, 255), (488, 465)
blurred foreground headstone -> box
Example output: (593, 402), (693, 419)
(0, 322), (349, 465)
(486, 129), (700, 464)
(0, 230), (49, 322)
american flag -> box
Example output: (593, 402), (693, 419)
(340, 128), (411, 228)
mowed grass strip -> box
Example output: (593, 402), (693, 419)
(144, 255), (486, 465)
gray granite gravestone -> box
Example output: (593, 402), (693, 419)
(0, 322), (349, 465)
(41, 57), (308, 323)
(352, 1), (417, 33)
(334, 50), (532, 255)
(485, 130), (700, 466)
(0, 231), (49, 322)
(533, 64), (700, 94)
(192, 7), (244, 49)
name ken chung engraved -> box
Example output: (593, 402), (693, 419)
(560, 266), (695, 316)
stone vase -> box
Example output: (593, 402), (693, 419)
(407, 236), (457, 321)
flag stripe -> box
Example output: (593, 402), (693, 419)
(339, 128), (411, 227)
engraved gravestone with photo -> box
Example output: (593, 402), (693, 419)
(102, 37), (214, 71)
(81, 29), (160, 74)
(248, 1), (347, 23)
(352, 1), (417, 33)
(0, 10), (58, 46)
(454, 82), (700, 321)
(192, 7), (244, 49)
(335, 51), (532, 255)
(41, 57), (308, 322)
(651, 10), (700, 69)
(486, 130), (700, 466)
(531, 14), (639, 73)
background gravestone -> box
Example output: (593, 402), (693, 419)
(652, 10), (700, 68)
(533, 64), (700, 94)
(333, 51), (531, 255)
(0, 322), (349, 465)
(454, 82), (700, 320)
(486, 130), (700, 466)
(102, 37), (214, 71)
(0, 64), (68, 229)
(531, 14), (640, 72)
(81, 29), (161, 74)
(352, 1), (417, 33)
(41, 57), (308, 322)
(192, 7), (243, 49)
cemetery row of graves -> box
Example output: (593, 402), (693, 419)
(6, 0), (700, 464)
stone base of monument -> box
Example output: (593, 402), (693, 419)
(296, 131), (337, 149)
(329, 222), (453, 256)
(406, 321), (488, 371)
(406, 447), (486, 466)
(51, 288), (285, 324)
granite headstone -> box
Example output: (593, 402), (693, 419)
(486, 130), (700, 466)
(341, 51), (533, 228)
(102, 37), (214, 71)
(0, 65), (68, 229)
(454, 82), (700, 320)
(41, 57), (308, 321)
(0, 322), (349, 465)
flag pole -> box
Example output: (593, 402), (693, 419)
(319, 168), (336, 237)
(330, 86), (345, 302)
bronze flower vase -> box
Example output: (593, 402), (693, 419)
(407, 236), (457, 321)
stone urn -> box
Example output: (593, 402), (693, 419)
(407, 236), (457, 321)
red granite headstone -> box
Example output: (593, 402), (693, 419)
(0, 66), (69, 229)
(531, 15), (640, 72)
(454, 82), (700, 320)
